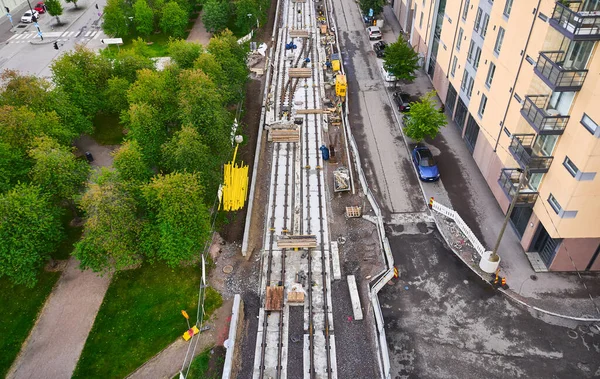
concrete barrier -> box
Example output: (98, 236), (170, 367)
(221, 295), (244, 379)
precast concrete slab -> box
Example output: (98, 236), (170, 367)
(331, 242), (342, 280)
(346, 275), (364, 321)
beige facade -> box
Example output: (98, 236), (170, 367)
(393, 0), (600, 271)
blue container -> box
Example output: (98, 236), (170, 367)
(320, 145), (330, 161)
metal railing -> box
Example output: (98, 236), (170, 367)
(498, 169), (539, 206)
(509, 134), (554, 172)
(521, 95), (569, 134)
(535, 51), (588, 91)
(550, 1), (600, 40)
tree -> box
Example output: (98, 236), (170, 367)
(202, 0), (230, 34)
(74, 169), (144, 273)
(104, 77), (131, 114)
(233, 0), (258, 35)
(103, 0), (129, 37)
(0, 142), (31, 194)
(28, 136), (90, 206)
(359, 0), (384, 16)
(142, 172), (211, 266)
(207, 30), (249, 103)
(403, 91), (447, 142)
(126, 68), (179, 127)
(168, 39), (202, 69)
(383, 36), (420, 82)
(0, 105), (43, 151)
(160, 1), (188, 38)
(45, 0), (63, 24)
(113, 141), (153, 183)
(126, 103), (169, 166)
(0, 184), (63, 287)
(65, 0), (79, 8)
(133, 0), (154, 36)
(112, 46), (155, 83)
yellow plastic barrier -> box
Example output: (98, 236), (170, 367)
(221, 143), (249, 211)
(182, 325), (200, 341)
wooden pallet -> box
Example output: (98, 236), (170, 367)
(277, 235), (318, 249)
(346, 206), (362, 218)
(265, 286), (284, 311)
(288, 68), (312, 78)
(287, 291), (305, 303)
(289, 29), (310, 38)
(269, 129), (300, 143)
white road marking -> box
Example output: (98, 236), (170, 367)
(93, 31), (102, 39)
(84, 30), (92, 37)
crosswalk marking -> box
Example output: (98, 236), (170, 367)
(7, 29), (102, 43)
(85, 30), (92, 37)
(93, 31), (101, 39)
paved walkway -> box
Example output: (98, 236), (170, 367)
(187, 12), (212, 45)
(381, 5), (600, 321)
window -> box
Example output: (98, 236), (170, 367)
(473, 47), (481, 68)
(486, 62), (496, 87)
(456, 28), (464, 51)
(478, 94), (488, 116)
(451, 56), (458, 76)
(494, 27), (505, 54)
(525, 55), (535, 65)
(548, 194), (562, 214)
(461, 71), (469, 90)
(467, 40), (475, 62)
(581, 113), (599, 136)
(563, 157), (579, 177)
(420, 12), (424, 28)
(503, 0), (513, 17)
(462, 0), (470, 20)
(481, 13), (490, 37)
(474, 8), (482, 32)
(414, 5), (418, 19)
(467, 77), (474, 98)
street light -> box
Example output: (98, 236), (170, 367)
(247, 13), (259, 29)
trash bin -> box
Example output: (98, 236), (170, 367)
(319, 145), (329, 161)
(85, 151), (94, 162)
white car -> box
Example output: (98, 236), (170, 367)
(21, 10), (39, 23)
(367, 26), (382, 40)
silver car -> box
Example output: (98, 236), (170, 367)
(367, 26), (382, 40)
(21, 10), (39, 23)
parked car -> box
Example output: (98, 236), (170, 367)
(21, 10), (39, 23)
(367, 26), (382, 40)
(34, 2), (46, 13)
(363, 15), (374, 25)
(412, 146), (440, 181)
(373, 41), (387, 58)
(381, 64), (397, 82)
(392, 92), (411, 112)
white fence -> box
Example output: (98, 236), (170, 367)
(430, 200), (486, 257)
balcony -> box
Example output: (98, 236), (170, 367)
(498, 169), (539, 207)
(534, 51), (588, 91)
(520, 95), (569, 135)
(509, 134), (554, 173)
(550, 1), (600, 41)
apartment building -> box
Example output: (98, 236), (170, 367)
(393, 0), (600, 272)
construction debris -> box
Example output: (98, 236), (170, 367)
(333, 167), (351, 192)
(277, 235), (318, 249)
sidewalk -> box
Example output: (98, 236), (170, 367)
(187, 11), (212, 45)
(380, 5), (600, 321)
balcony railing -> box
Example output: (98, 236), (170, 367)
(509, 134), (554, 173)
(534, 51), (588, 91)
(498, 169), (539, 207)
(550, 1), (600, 40)
(520, 95), (569, 135)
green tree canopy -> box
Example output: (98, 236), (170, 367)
(126, 67), (179, 127)
(113, 140), (153, 183)
(383, 36), (420, 82)
(142, 172), (211, 266)
(112, 47), (156, 83)
(207, 30), (249, 103)
(126, 103), (169, 166)
(104, 77), (131, 114)
(168, 39), (203, 69)
(202, 0), (230, 34)
(65, 0), (79, 8)
(160, 1), (188, 38)
(27, 136), (90, 205)
(45, 0), (64, 23)
(403, 91), (447, 142)
(74, 169), (144, 273)
(133, 0), (154, 36)
(0, 142), (31, 194)
(103, 0), (129, 37)
(233, 0), (259, 35)
(359, 0), (384, 16)
(0, 184), (63, 286)
(0, 105), (43, 151)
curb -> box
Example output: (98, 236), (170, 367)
(29, 6), (96, 45)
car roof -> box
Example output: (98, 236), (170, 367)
(368, 26), (381, 32)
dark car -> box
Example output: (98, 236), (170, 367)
(373, 41), (387, 58)
(363, 15), (374, 25)
(392, 92), (411, 112)
(412, 146), (440, 181)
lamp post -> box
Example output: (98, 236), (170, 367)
(247, 13), (259, 29)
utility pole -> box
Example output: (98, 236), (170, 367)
(490, 168), (526, 262)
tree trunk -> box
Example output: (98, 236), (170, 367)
(56, 16), (60, 24)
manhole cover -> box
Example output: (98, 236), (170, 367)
(223, 265), (233, 274)
(530, 275), (538, 281)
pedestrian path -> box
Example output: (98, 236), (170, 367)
(7, 29), (103, 43)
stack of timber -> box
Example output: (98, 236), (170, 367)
(277, 235), (318, 249)
(288, 68), (312, 78)
(289, 29), (310, 38)
(269, 128), (300, 143)
(265, 286), (284, 311)
(295, 108), (330, 114)
(287, 283), (305, 304)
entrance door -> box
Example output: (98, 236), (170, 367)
(446, 84), (457, 118)
(532, 225), (561, 267)
(464, 115), (480, 153)
(510, 207), (532, 238)
(455, 98), (468, 133)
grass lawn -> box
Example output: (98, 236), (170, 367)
(184, 346), (225, 379)
(0, 271), (60, 378)
(92, 113), (125, 145)
(53, 212), (83, 260)
(72, 262), (223, 379)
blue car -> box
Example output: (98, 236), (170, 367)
(412, 146), (440, 181)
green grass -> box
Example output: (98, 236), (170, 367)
(72, 262), (223, 379)
(185, 346), (224, 379)
(0, 271), (60, 378)
(53, 212), (83, 260)
(92, 113), (125, 145)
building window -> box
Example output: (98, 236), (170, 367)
(473, 47), (481, 68)
(481, 13), (490, 37)
(461, 70), (469, 90)
(548, 194), (562, 214)
(494, 27), (505, 54)
(420, 12), (424, 28)
(504, 0), (513, 18)
(485, 62), (496, 87)
(563, 157), (579, 177)
(474, 7), (482, 32)
(456, 28), (464, 51)
(478, 94), (487, 117)
(451, 56), (458, 77)
(581, 113), (599, 136)
(414, 4), (418, 19)
(462, 0), (470, 20)
(467, 77), (474, 98)
(467, 40), (475, 62)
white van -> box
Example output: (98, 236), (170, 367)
(381, 64), (397, 82)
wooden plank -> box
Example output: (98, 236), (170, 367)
(265, 286), (284, 311)
(287, 291), (305, 303)
(289, 30), (310, 38)
(288, 68), (312, 78)
(277, 235), (317, 249)
(295, 109), (330, 114)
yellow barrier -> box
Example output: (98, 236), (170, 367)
(221, 143), (249, 211)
